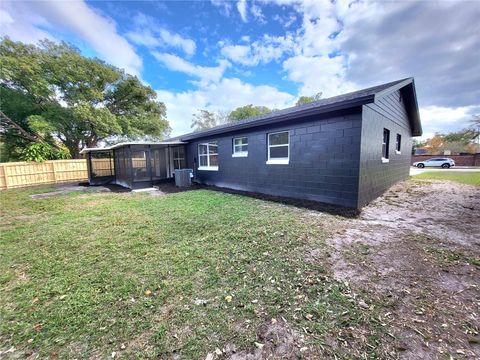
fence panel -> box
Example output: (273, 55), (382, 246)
(0, 159), (89, 190)
(90, 158), (114, 177)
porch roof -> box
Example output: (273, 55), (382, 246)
(80, 141), (186, 154)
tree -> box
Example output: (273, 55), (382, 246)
(295, 92), (322, 106)
(191, 110), (224, 132)
(412, 138), (426, 155)
(0, 38), (170, 159)
(228, 105), (271, 121)
(425, 134), (444, 154)
(442, 129), (476, 144)
(471, 114), (480, 127)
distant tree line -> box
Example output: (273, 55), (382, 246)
(190, 92), (322, 132)
(413, 119), (480, 155)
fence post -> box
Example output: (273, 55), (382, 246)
(51, 161), (57, 184)
(3, 164), (10, 189)
(2, 164), (8, 189)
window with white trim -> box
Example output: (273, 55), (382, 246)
(172, 146), (185, 170)
(382, 128), (390, 162)
(395, 134), (401, 153)
(233, 137), (248, 157)
(198, 141), (218, 170)
(267, 131), (289, 164)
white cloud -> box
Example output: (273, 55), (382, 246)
(152, 52), (229, 84)
(221, 44), (251, 64)
(125, 29), (160, 48)
(0, 6), (55, 44)
(419, 106), (478, 140)
(264, 0), (479, 136)
(27, 0), (143, 76)
(157, 77), (295, 136)
(237, 0), (248, 22)
(0, 9), (14, 26)
(221, 35), (294, 66)
(283, 55), (354, 97)
(336, 1), (480, 108)
(126, 13), (196, 56)
(159, 29), (196, 56)
(211, 0), (232, 17)
(251, 3), (266, 24)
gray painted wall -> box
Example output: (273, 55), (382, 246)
(186, 110), (363, 208)
(357, 90), (413, 207)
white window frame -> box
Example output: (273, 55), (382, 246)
(395, 134), (401, 154)
(232, 137), (248, 157)
(382, 128), (390, 163)
(267, 131), (289, 165)
(198, 141), (218, 171)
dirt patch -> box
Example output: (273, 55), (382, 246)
(30, 185), (112, 199)
(326, 180), (480, 359)
(227, 321), (311, 360)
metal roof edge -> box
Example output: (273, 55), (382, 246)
(180, 96), (374, 141)
(373, 78), (413, 101)
(79, 141), (186, 154)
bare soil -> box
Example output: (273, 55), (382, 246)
(328, 180), (480, 359)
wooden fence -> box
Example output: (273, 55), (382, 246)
(0, 159), (89, 190)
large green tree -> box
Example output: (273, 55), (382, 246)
(191, 109), (228, 132)
(228, 105), (271, 121)
(295, 92), (322, 106)
(0, 38), (170, 159)
(190, 105), (271, 132)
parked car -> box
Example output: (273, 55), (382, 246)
(413, 158), (455, 168)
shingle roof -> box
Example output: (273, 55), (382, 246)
(173, 77), (421, 141)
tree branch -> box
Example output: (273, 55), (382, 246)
(0, 111), (62, 150)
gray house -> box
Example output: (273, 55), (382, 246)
(81, 78), (422, 209)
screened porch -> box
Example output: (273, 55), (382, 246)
(81, 142), (187, 189)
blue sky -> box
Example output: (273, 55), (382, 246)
(1, 0), (479, 138)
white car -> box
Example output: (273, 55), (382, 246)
(413, 157), (455, 169)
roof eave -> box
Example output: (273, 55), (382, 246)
(180, 95), (374, 141)
(79, 141), (187, 154)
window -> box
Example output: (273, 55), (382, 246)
(198, 141), (218, 171)
(233, 137), (248, 157)
(172, 146), (185, 170)
(382, 128), (390, 162)
(267, 131), (289, 164)
(395, 134), (402, 153)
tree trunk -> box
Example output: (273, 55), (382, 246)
(64, 141), (81, 159)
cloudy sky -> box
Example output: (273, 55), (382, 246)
(1, 0), (479, 138)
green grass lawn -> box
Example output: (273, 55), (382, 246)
(0, 187), (387, 358)
(412, 170), (480, 186)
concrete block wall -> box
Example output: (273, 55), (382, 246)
(186, 110), (363, 208)
(357, 90), (413, 207)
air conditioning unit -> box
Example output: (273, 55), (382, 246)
(174, 169), (193, 187)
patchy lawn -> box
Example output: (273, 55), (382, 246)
(0, 186), (385, 359)
(1, 180), (479, 359)
(412, 170), (480, 186)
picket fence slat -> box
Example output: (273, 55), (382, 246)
(0, 159), (96, 190)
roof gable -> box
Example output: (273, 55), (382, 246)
(373, 78), (422, 136)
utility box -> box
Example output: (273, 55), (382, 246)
(174, 169), (193, 187)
